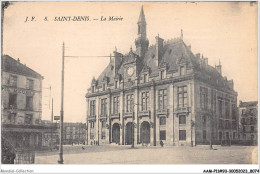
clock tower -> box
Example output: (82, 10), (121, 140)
(135, 6), (149, 58)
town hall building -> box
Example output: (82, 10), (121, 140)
(85, 6), (238, 146)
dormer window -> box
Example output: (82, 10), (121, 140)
(115, 81), (118, 89)
(91, 86), (95, 93)
(160, 70), (166, 80)
(102, 84), (106, 91)
(143, 74), (148, 83)
(180, 66), (185, 76)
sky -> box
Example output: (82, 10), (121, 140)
(2, 2), (258, 123)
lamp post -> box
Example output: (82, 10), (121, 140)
(208, 109), (213, 150)
(58, 43), (65, 164)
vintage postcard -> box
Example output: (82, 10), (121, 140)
(1, 1), (259, 173)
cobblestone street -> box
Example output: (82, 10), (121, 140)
(35, 145), (257, 164)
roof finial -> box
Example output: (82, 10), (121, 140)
(138, 5), (146, 24)
(181, 29), (183, 40)
(130, 45), (132, 51)
(219, 59), (221, 65)
(115, 46), (117, 52)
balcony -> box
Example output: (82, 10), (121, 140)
(175, 107), (191, 114)
(156, 108), (168, 117)
(99, 114), (107, 120)
(138, 110), (150, 118)
(123, 112), (133, 118)
(111, 113), (120, 119)
(87, 115), (96, 121)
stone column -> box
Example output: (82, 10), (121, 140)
(134, 86), (139, 146)
(150, 82), (155, 146)
(120, 89), (124, 145)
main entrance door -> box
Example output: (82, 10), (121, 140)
(140, 121), (150, 144)
(125, 122), (133, 145)
(112, 123), (120, 143)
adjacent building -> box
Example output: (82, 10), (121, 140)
(239, 101), (258, 145)
(63, 122), (86, 145)
(1, 55), (55, 149)
(85, 7), (238, 146)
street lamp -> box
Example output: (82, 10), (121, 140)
(58, 43), (65, 164)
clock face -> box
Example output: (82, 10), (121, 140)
(127, 67), (134, 76)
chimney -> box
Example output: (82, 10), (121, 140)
(113, 50), (123, 75)
(17, 58), (20, 63)
(155, 34), (164, 66)
(180, 29), (183, 40)
(188, 45), (191, 50)
(215, 60), (222, 75)
(204, 58), (208, 65)
(228, 79), (234, 90)
(195, 53), (200, 59)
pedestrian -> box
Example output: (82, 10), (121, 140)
(160, 140), (164, 147)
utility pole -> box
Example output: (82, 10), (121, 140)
(58, 42), (65, 164)
(51, 98), (53, 148)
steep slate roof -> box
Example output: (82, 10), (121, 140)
(94, 37), (233, 92)
(239, 101), (258, 107)
(2, 55), (43, 79)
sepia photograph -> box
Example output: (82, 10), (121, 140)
(1, 1), (259, 173)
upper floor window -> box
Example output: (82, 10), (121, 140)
(26, 96), (33, 110)
(158, 89), (167, 110)
(8, 113), (16, 124)
(141, 92), (149, 111)
(179, 115), (186, 124)
(90, 100), (96, 116)
(200, 87), (208, 110)
(225, 101), (230, 119)
(115, 81), (119, 89)
(9, 75), (17, 87)
(232, 104), (236, 119)
(126, 94), (133, 112)
(178, 86), (187, 108)
(9, 93), (17, 108)
(159, 116), (166, 125)
(101, 120), (106, 128)
(101, 98), (107, 116)
(160, 70), (166, 80)
(113, 96), (120, 114)
(218, 100), (223, 118)
(24, 114), (33, 125)
(26, 79), (34, 90)
(180, 66), (185, 76)
(90, 121), (95, 128)
(202, 116), (206, 126)
(102, 84), (106, 91)
(143, 74), (148, 83)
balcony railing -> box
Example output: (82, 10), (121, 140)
(156, 108), (168, 117)
(138, 110), (150, 117)
(87, 115), (96, 121)
(111, 113), (120, 119)
(123, 112), (133, 118)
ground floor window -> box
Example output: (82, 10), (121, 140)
(101, 131), (106, 139)
(233, 132), (236, 139)
(203, 130), (206, 140)
(219, 132), (222, 140)
(90, 132), (94, 139)
(160, 130), (166, 140)
(179, 130), (186, 140)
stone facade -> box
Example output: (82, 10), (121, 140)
(85, 7), (238, 146)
